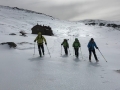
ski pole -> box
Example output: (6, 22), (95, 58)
(80, 47), (83, 60)
(33, 42), (35, 56)
(68, 48), (71, 55)
(73, 48), (74, 56)
(61, 45), (62, 56)
(46, 45), (51, 58)
(98, 49), (107, 62)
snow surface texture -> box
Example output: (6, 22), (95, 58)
(0, 5), (120, 90)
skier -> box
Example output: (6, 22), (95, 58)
(73, 38), (81, 58)
(34, 32), (47, 57)
(87, 38), (99, 62)
(61, 39), (69, 55)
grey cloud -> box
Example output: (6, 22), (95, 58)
(0, 0), (120, 21)
(34, 1), (96, 20)
(32, 0), (120, 21)
(68, 0), (120, 21)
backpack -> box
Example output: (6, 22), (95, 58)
(38, 35), (43, 40)
(63, 41), (68, 47)
(74, 42), (79, 47)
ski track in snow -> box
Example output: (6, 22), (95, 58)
(0, 5), (120, 90)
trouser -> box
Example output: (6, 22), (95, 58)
(89, 49), (98, 60)
(64, 47), (68, 55)
(38, 44), (44, 56)
(74, 48), (79, 57)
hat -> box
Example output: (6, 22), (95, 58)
(91, 38), (94, 41)
(64, 39), (67, 41)
(75, 38), (78, 40)
(38, 32), (41, 35)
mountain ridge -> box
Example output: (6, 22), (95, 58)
(0, 5), (55, 19)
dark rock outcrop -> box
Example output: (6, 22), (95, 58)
(9, 33), (16, 35)
(31, 24), (54, 36)
(1, 42), (17, 48)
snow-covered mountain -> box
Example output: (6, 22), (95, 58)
(0, 5), (120, 90)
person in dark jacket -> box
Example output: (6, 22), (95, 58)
(87, 38), (99, 62)
(61, 39), (69, 55)
(34, 32), (47, 57)
(73, 38), (81, 58)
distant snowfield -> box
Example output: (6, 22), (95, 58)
(0, 5), (120, 90)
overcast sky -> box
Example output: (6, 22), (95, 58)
(0, 0), (120, 21)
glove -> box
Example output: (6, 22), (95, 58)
(96, 47), (98, 49)
(45, 43), (47, 45)
(34, 40), (36, 42)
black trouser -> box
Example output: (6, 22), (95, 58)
(38, 44), (44, 56)
(89, 49), (98, 60)
(74, 48), (79, 57)
(64, 47), (68, 55)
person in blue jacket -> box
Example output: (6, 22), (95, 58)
(87, 38), (99, 62)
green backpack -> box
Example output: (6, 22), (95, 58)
(63, 42), (68, 47)
(74, 42), (79, 47)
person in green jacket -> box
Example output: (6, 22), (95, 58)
(73, 38), (81, 58)
(61, 39), (69, 55)
(34, 32), (47, 57)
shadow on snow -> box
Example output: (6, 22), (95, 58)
(28, 56), (44, 61)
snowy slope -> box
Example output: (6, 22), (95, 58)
(0, 5), (120, 90)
